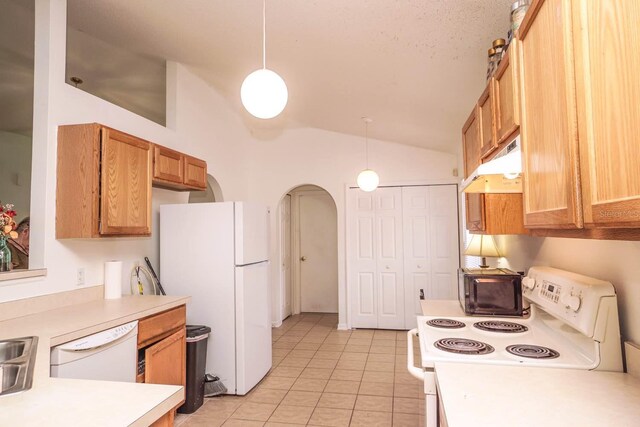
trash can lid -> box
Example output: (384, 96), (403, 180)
(186, 324), (211, 338)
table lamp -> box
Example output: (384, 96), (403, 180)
(464, 234), (501, 268)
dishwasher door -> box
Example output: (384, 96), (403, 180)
(50, 320), (138, 382)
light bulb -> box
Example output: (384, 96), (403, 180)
(241, 68), (288, 119)
(503, 172), (520, 180)
(357, 169), (380, 192)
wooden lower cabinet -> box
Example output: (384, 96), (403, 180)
(150, 411), (174, 427)
(138, 306), (187, 418)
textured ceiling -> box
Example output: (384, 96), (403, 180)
(64, 0), (514, 153)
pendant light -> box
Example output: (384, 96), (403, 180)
(357, 117), (380, 192)
(241, 0), (288, 119)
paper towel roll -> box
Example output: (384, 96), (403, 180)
(104, 261), (123, 300)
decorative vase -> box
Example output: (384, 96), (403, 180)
(0, 235), (11, 272)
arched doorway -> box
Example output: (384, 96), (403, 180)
(278, 185), (338, 320)
(188, 174), (224, 203)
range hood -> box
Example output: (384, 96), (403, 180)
(461, 136), (522, 193)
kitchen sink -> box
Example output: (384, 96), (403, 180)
(0, 337), (38, 397)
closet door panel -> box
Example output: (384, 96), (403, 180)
(428, 186), (460, 300)
(348, 191), (378, 328)
(375, 187), (405, 329)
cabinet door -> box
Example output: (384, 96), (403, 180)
(402, 186), (459, 328)
(465, 194), (485, 232)
(478, 83), (497, 159)
(145, 327), (186, 387)
(153, 145), (184, 184)
(100, 127), (152, 235)
(375, 187), (405, 330)
(183, 155), (207, 189)
(348, 190), (378, 328)
(494, 40), (520, 145)
(574, 0), (640, 228)
(462, 108), (481, 177)
(519, 0), (582, 229)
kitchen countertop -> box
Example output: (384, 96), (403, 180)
(420, 299), (465, 317)
(0, 295), (190, 426)
(435, 362), (640, 427)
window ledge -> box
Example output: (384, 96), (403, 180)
(0, 269), (47, 282)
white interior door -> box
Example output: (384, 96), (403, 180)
(402, 185), (459, 327)
(375, 187), (405, 329)
(281, 195), (292, 319)
(298, 191), (338, 313)
(348, 191), (378, 328)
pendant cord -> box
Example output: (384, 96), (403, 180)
(365, 120), (369, 169)
(262, 0), (266, 69)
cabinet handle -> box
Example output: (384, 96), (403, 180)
(301, 256), (307, 261)
(385, 265), (390, 270)
(417, 265), (422, 269)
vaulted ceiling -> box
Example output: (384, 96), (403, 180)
(40, 1), (513, 153)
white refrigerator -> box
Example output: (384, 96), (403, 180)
(160, 202), (272, 395)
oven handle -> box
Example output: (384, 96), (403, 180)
(406, 328), (425, 380)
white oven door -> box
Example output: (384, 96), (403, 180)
(408, 329), (438, 427)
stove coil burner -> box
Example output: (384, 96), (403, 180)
(473, 321), (529, 333)
(434, 338), (494, 355)
(426, 319), (466, 329)
(506, 344), (560, 359)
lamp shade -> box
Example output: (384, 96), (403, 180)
(464, 234), (501, 258)
(241, 68), (288, 119)
(357, 169), (379, 192)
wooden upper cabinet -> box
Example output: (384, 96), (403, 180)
(462, 107), (486, 233)
(462, 107), (481, 177)
(100, 128), (153, 235)
(493, 40), (520, 145)
(518, 0), (582, 229)
(56, 124), (152, 238)
(183, 155), (207, 189)
(153, 145), (184, 185)
(152, 145), (207, 191)
(478, 83), (497, 159)
(573, 0), (640, 228)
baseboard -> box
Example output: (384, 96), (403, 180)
(337, 323), (349, 331)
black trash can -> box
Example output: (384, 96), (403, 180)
(178, 325), (211, 414)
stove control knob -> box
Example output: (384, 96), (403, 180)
(561, 294), (581, 312)
(522, 277), (536, 290)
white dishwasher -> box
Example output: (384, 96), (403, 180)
(50, 320), (138, 382)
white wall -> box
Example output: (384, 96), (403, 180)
(495, 235), (640, 346)
(244, 127), (457, 327)
(0, 131), (32, 222)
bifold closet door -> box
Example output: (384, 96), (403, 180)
(349, 190), (378, 328)
(349, 187), (405, 329)
(402, 186), (459, 327)
(375, 188), (405, 329)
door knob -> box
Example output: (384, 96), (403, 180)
(301, 256), (307, 261)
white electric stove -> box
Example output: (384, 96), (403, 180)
(407, 266), (623, 427)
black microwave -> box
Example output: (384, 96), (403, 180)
(458, 268), (523, 316)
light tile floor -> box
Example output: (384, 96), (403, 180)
(176, 313), (425, 426)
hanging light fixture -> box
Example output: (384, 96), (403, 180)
(241, 0), (288, 119)
(357, 117), (380, 192)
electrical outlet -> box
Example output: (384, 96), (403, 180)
(77, 268), (85, 286)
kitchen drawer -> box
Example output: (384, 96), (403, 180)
(138, 305), (186, 348)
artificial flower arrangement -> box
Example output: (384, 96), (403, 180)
(0, 202), (19, 239)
